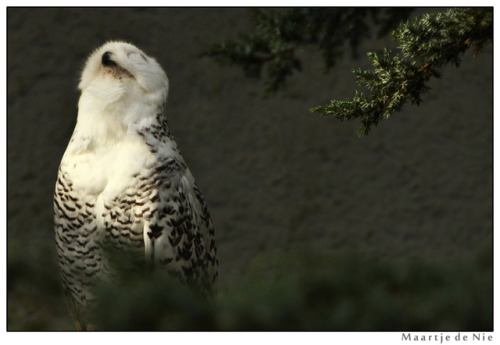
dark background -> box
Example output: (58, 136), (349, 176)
(7, 8), (492, 330)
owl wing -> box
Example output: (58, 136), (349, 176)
(141, 158), (217, 293)
(54, 167), (100, 330)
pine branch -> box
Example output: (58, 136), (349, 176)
(312, 8), (492, 136)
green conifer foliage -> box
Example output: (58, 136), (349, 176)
(312, 8), (492, 136)
(204, 8), (492, 136)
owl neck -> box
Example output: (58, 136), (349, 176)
(68, 90), (165, 154)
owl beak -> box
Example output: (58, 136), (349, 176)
(102, 51), (117, 67)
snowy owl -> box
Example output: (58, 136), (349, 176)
(54, 41), (218, 330)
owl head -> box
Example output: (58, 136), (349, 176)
(78, 41), (169, 111)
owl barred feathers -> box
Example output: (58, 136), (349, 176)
(54, 41), (218, 330)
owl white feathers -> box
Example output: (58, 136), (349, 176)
(54, 41), (218, 330)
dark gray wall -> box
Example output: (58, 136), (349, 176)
(7, 8), (492, 329)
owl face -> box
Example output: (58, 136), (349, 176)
(79, 41), (169, 106)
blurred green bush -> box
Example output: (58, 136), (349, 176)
(90, 249), (492, 331)
(7, 239), (491, 330)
